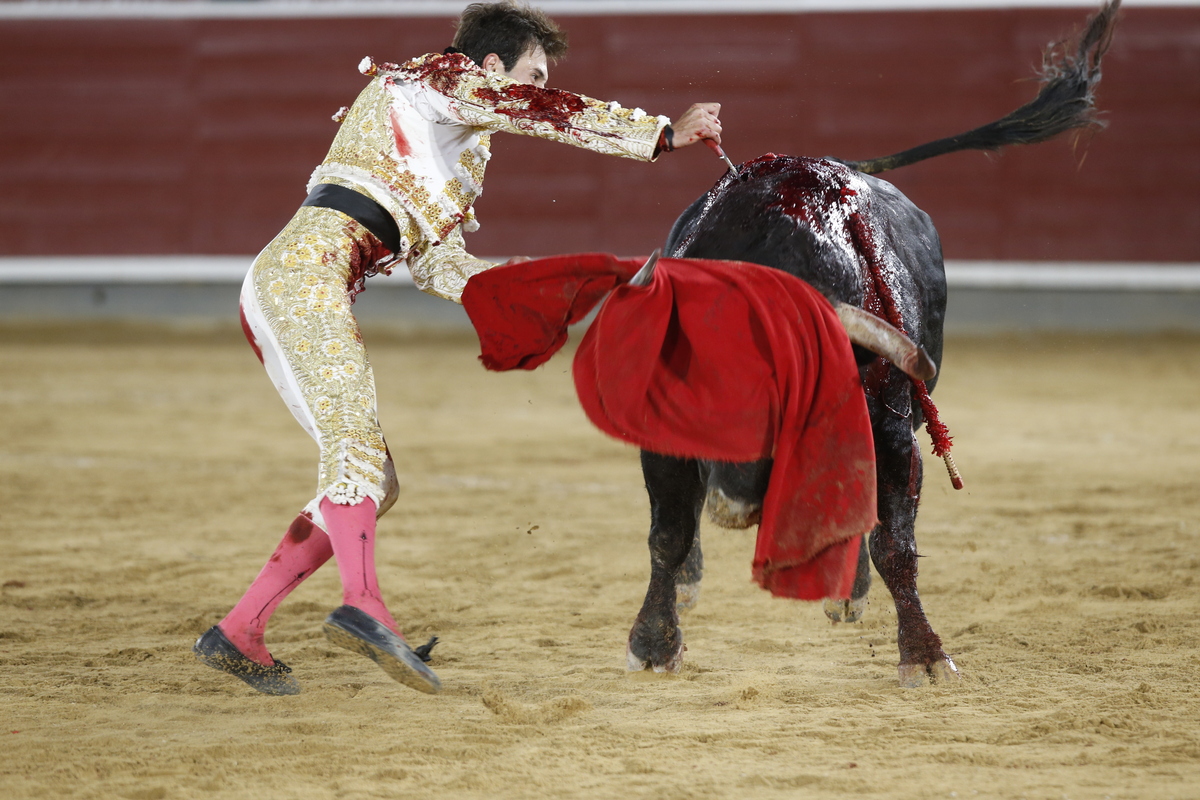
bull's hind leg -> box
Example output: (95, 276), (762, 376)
(705, 459), (771, 529)
(627, 451), (705, 673)
(675, 532), (703, 611)
(870, 382), (959, 687)
(677, 458), (773, 611)
(823, 536), (872, 623)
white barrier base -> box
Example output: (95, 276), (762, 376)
(1, 257), (1198, 332)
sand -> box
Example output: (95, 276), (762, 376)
(1, 322), (1198, 800)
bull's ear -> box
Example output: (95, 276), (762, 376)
(629, 249), (661, 287)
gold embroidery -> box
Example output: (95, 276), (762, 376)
(444, 178), (471, 210)
(309, 53), (668, 303)
(456, 139), (489, 191)
(249, 206), (392, 505)
(406, 227), (495, 303)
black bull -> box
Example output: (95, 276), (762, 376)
(623, 1), (1119, 686)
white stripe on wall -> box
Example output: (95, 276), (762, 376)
(0, 0), (1194, 21)
(943, 262), (1200, 291)
(3, 257), (1199, 291)
(0, 256), (418, 285)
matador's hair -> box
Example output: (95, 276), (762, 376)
(451, 1), (569, 69)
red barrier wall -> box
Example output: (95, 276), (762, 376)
(0, 7), (1196, 261)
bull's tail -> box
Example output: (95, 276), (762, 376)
(840, 0), (1120, 175)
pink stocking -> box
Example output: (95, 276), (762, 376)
(219, 513), (333, 666)
(318, 496), (403, 637)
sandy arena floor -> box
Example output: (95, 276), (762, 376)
(1, 321), (1198, 800)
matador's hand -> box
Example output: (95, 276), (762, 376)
(670, 103), (723, 148)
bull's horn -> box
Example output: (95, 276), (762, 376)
(628, 249), (661, 287)
(834, 302), (937, 382)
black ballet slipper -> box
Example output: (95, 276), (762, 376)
(322, 606), (441, 694)
(193, 626), (300, 696)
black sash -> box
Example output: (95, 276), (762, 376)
(301, 184), (401, 254)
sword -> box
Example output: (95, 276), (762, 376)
(705, 139), (737, 173)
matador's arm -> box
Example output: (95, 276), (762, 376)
(396, 53), (670, 162)
(406, 226), (495, 304)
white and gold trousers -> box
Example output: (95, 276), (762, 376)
(239, 205), (401, 529)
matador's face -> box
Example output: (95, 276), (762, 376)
(484, 46), (549, 88)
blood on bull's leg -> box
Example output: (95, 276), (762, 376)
(628, 451), (706, 673)
(867, 376), (958, 686)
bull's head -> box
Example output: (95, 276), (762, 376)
(629, 250), (936, 383)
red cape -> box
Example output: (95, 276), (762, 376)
(463, 253), (877, 600)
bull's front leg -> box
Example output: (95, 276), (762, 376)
(870, 380), (959, 687)
(627, 451), (705, 673)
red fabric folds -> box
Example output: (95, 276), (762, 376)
(462, 252), (643, 370)
(463, 254), (877, 600)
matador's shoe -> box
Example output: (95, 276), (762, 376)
(193, 626), (301, 696)
(322, 605), (441, 694)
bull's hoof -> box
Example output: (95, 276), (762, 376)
(823, 596), (867, 623)
(625, 638), (684, 674)
(704, 488), (761, 529)
(676, 581), (701, 612)
(897, 656), (960, 688)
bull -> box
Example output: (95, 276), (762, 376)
(624, 0), (1120, 686)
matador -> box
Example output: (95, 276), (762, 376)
(194, 0), (723, 696)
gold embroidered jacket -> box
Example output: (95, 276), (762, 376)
(308, 52), (670, 302)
